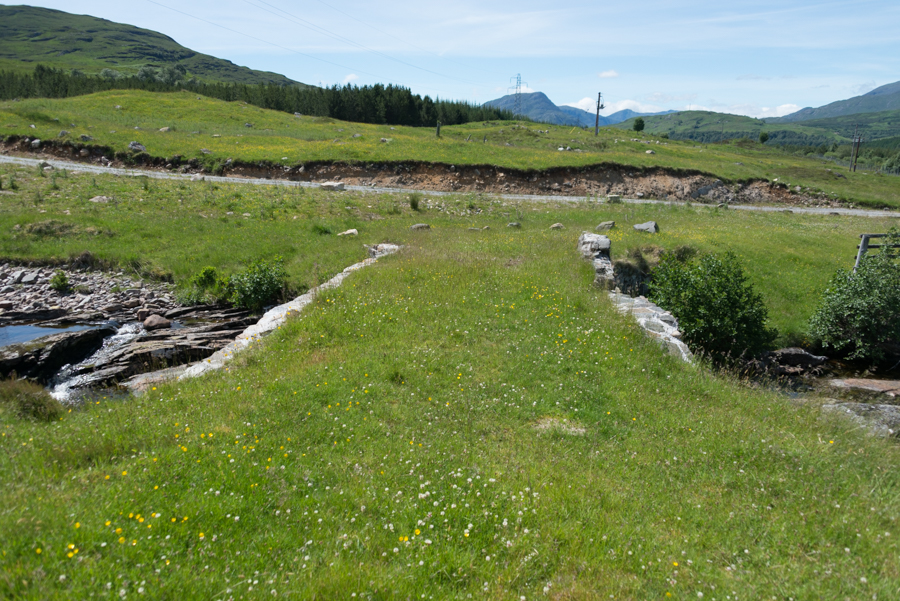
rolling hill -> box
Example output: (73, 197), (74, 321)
(0, 5), (305, 87)
(768, 80), (900, 123)
(483, 91), (673, 127)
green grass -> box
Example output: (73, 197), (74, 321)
(2, 211), (900, 599)
(0, 6), (301, 86)
(2, 162), (897, 342)
(3, 90), (900, 209)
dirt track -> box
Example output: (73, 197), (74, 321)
(3, 138), (895, 218)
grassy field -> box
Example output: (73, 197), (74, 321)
(1, 162), (898, 345)
(3, 90), (900, 209)
(3, 197), (900, 598)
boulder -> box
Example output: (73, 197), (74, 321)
(58, 130), (69, 138)
(80, 134), (93, 142)
(646, 150), (655, 154)
(136, 309), (151, 321)
(336, 229), (358, 236)
(190, 175), (205, 182)
(159, 127), (170, 132)
(128, 141), (146, 153)
(410, 223), (431, 231)
(549, 223), (564, 230)
(595, 221), (615, 231)
(143, 315), (172, 331)
(577, 232), (611, 258)
(765, 348), (827, 368)
(31, 139), (41, 148)
(634, 221), (659, 233)
(507, 222), (521, 228)
(320, 182), (345, 191)
(830, 379), (899, 400)
(821, 403), (900, 437)
(20, 272), (39, 285)
(89, 195), (110, 203)
(607, 195), (622, 204)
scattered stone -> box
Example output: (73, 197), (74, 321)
(507, 222), (521, 228)
(549, 223), (564, 230)
(410, 223), (431, 231)
(830, 378), (899, 399)
(608, 292), (692, 362)
(143, 314), (172, 331)
(367, 243), (401, 258)
(89, 195), (110, 203)
(0, 301), (13, 310)
(80, 134), (93, 142)
(58, 130), (69, 138)
(821, 403), (900, 437)
(320, 182), (345, 191)
(200, 149), (211, 154)
(136, 308), (151, 321)
(30, 139), (41, 148)
(634, 221), (659, 233)
(595, 221), (615, 231)
(646, 150), (655, 154)
(20, 272), (38, 285)
(607, 194), (622, 203)
(159, 127), (170, 132)
(336, 229), (358, 236)
(128, 141), (146, 153)
(190, 175), (205, 182)
(122, 299), (141, 309)
(79, 148), (90, 157)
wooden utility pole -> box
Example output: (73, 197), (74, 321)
(595, 92), (605, 136)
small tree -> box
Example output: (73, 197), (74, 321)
(759, 131), (769, 144)
(633, 117), (645, 133)
(809, 230), (900, 362)
(650, 251), (777, 363)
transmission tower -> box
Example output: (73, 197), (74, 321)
(508, 74), (527, 119)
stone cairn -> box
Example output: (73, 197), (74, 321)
(577, 232), (692, 363)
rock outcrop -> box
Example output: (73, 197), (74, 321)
(577, 232), (614, 289)
(1, 326), (116, 383)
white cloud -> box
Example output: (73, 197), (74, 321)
(598, 70), (619, 78)
(343, 73), (359, 84)
(645, 92), (697, 104)
(563, 98), (665, 116)
(852, 81), (876, 95)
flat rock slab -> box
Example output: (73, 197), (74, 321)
(320, 181), (344, 191)
(830, 379), (900, 398)
(821, 403), (900, 437)
(634, 221), (659, 233)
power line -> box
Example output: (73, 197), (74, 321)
(304, 0), (497, 77)
(242, 0), (487, 87)
(142, 0), (392, 83)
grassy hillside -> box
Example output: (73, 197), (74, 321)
(614, 111), (847, 146)
(3, 90), (900, 209)
(800, 109), (900, 140)
(0, 5), (303, 86)
(2, 162), (900, 599)
(769, 80), (900, 123)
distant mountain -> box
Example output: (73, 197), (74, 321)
(768, 81), (900, 123)
(483, 91), (673, 127)
(0, 5), (305, 87)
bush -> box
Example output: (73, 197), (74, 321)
(633, 118), (645, 133)
(177, 266), (231, 306)
(759, 131), (769, 144)
(49, 270), (69, 292)
(229, 258), (286, 313)
(409, 192), (422, 211)
(650, 251), (777, 362)
(808, 230), (900, 362)
(0, 379), (64, 422)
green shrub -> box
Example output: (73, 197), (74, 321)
(311, 223), (332, 235)
(759, 131), (769, 144)
(48, 270), (69, 292)
(229, 258), (286, 313)
(176, 266), (231, 306)
(409, 192), (422, 211)
(0, 379), (64, 422)
(650, 251), (777, 362)
(808, 230), (900, 362)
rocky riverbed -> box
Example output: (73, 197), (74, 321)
(0, 264), (254, 401)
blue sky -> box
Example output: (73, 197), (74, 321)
(8, 0), (900, 117)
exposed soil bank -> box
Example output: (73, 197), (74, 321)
(2, 137), (853, 209)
